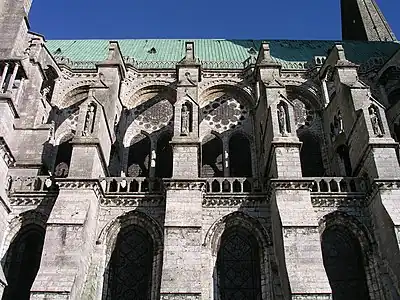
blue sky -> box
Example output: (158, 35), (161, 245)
(29, 0), (400, 40)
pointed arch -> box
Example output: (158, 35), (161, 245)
(319, 212), (384, 300)
(98, 210), (163, 300)
(201, 132), (223, 177)
(204, 212), (273, 300)
(155, 131), (173, 178)
(1, 211), (48, 300)
(127, 133), (151, 177)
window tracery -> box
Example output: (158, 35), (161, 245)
(216, 227), (261, 300)
(104, 226), (154, 300)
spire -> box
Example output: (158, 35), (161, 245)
(341, 0), (396, 41)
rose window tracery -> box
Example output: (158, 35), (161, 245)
(202, 95), (248, 132)
(292, 99), (315, 130)
(131, 98), (173, 132)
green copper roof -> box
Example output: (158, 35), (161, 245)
(45, 39), (400, 70)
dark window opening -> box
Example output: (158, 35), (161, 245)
(2, 226), (45, 300)
(202, 135), (223, 177)
(322, 227), (370, 300)
(53, 140), (73, 178)
(127, 134), (151, 177)
(105, 226), (154, 300)
(299, 131), (325, 177)
(229, 133), (252, 177)
(155, 133), (173, 178)
(216, 227), (262, 300)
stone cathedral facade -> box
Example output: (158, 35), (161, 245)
(2, 0), (400, 299)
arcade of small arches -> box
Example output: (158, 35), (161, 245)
(0, 210), (382, 300)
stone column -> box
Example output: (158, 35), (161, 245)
(257, 42), (331, 299)
(0, 63), (9, 93)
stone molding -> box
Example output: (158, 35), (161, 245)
(311, 194), (366, 208)
(0, 137), (15, 167)
(160, 295), (201, 300)
(55, 178), (104, 199)
(202, 194), (268, 207)
(163, 179), (206, 191)
(269, 179), (315, 190)
(101, 195), (164, 207)
(291, 295), (332, 300)
(9, 194), (56, 207)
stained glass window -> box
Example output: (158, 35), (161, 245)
(322, 227), (370, 300)
(216, 228), (261, 300)
(106, 226), (154, 300)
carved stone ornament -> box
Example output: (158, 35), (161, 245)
(163, 179), (206, 191)
(269, 179), (315, 190)
(55, 179), (104, 199)
(101, 196), (164, 207)
(202, 195), (268, 207)
(311, 196), (366, 208)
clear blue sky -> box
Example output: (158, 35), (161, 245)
(29, 0), (400, 40)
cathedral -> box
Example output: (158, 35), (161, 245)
(1, 0), (400, 299)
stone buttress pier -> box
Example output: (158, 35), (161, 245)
(160, 42), (204, 300)
(30, 43), (125, 299)
(256, 43), (331, 299)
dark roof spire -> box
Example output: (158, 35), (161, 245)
(341, 0), (396, 41)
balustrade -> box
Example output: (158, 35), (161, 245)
(100, 177), (163, 194)
(204, 178), (265, 194)
(311, 177), (367, 193)
(6, 176), (54, 193)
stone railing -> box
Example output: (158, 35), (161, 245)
(6, 176), (54, 193)
(204, 178), (266, 194)
(100, 177), (163, 194)
(310, 177), (367, 193)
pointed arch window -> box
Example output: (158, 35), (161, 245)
(2, 225), (45, 300)
(322, 226), (370, 300)
(155, 132), (173, 178)
(202, 134), (223, 177)
(127, 134), (151, 177)
(105, 225), (154, 300)
(215, 227), (262, 300)
(53, 138), (73, 178)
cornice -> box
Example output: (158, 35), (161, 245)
(202, 194), (268, 207)
(163, 179), (206, 191)
(55, 178), (104, 199)
(101, 195), (164, 207)
(311, 194), (367, 208)
(269, 179), (315, 190)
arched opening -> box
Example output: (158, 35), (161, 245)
(53, 138), (73, 178)
(337, 145), (352, 176)
(298, 131), (325, 176)
(322, 226), (370, 300)
(229, 133), (252, 177)
(127, 134), (151, 177)
(215, 227), (262, 300)
(2, 225), (45, 300)
(105, 225), (154, 300)
(40, 66), (58, 103)
(202, 134), (223, 177)
(155, 132), (172, 178)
